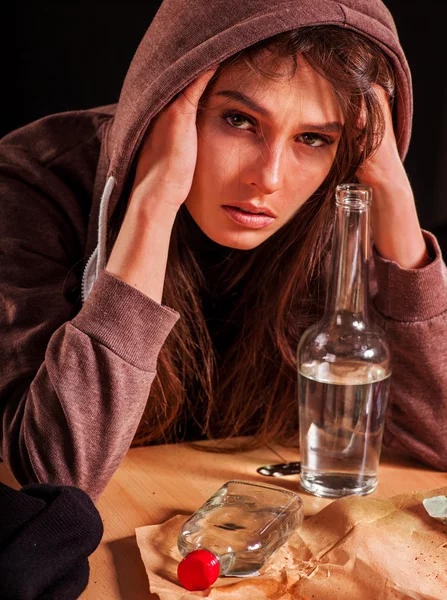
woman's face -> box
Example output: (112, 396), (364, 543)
(185, 55), (343, 249)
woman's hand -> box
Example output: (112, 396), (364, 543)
(129, 68), (217, 214)
(356, 87), (431, 269)
(106, 68), (217, 302)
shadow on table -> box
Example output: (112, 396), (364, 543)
(379, 447), (442, 472)
(108, 536), (160, 600)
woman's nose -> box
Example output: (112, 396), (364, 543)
(244, 145), (286, 195)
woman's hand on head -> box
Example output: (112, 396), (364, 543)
(106, 68), (218, 301)
(356, 85), (430, 269)
(355, 85), (405, 189)
(129, 67), (218, 214)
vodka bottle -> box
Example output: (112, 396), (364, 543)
(177, 480), (303, 591)
(297, 184), (391, 498)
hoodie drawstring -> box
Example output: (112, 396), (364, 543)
(81, 175), (116, 303)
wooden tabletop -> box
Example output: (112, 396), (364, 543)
(1, 441), (446, 599)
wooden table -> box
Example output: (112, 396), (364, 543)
(1, 441), (446, 599)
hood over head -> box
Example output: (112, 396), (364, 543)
(82, 0), (412, 301)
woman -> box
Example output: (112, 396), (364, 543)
(1, 0), (446, 501)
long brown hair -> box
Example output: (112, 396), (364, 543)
(126, 26), (395, 449)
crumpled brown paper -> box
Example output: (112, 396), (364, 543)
(135, 486), (447, 600)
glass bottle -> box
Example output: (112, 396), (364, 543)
(297, 183), (391, 498)
(177, 480), (303, 591)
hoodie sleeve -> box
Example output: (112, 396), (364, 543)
(0, 150), (179, 501)
(372, 230), (447, 470)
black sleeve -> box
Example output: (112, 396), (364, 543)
(0, 482), (103, 600)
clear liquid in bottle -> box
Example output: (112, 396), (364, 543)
(177, 480), (303, 590)
(299, 359), (391, 497)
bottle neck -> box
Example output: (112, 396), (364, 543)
(323, 200), (371, 325)
(217, 551), (235, 575)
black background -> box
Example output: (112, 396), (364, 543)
(2, 2), (446, 252)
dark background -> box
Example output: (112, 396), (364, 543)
(2, 2), (446, 253)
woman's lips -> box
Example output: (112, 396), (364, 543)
(221, 206), (275, 229)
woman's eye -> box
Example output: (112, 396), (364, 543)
(298, 132), (332, 148)
(222, 112), (255, 130)
(221, 114), (334, 148)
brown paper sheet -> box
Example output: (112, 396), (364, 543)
(135, 486), (447, 599)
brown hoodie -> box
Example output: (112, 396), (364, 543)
(1, 0), (446, 501)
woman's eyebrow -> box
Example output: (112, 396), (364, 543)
(215, 89), (342, 133)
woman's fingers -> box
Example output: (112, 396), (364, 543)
(178, 68), (218, 109)
(130, 66), (219, 210)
